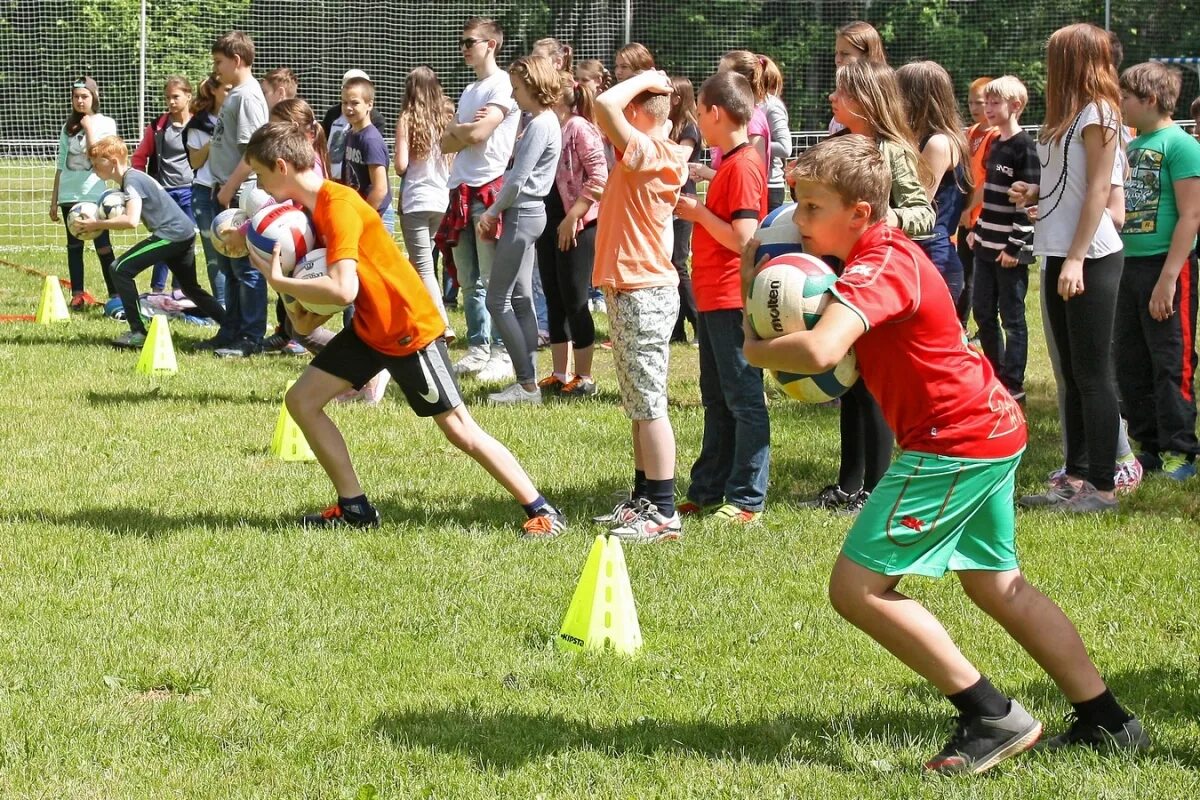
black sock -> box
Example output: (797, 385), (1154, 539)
(633, 469), (648, 500)
(522, 494), (552, 518)
(947, 675), (1009, 719)
(644, 478), (676, 518)
(1072, 689), (1132, 732)
(339, 494), (372, 517)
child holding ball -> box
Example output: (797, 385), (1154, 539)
(243, 121), (567, 538)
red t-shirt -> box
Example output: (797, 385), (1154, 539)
(312, 181), (444, 356)
(691, 143), (766, 312)
(830, 222), (1026, 458)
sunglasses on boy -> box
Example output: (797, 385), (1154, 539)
(459, 37), (488, 49)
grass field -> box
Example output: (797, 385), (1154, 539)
(0, 244), (1198, 800)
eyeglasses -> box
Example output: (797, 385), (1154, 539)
(459, 37), (484, 49)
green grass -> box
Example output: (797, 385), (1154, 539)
(0, 246), (1197, 799)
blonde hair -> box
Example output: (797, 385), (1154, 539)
(835, 61), (926, 186)
(400, 66), (454, 161)
(984, 75), (1028, 108)
(791, 134), (890, 224)
(509, 55), (561, 108)
(532, 37), (573, 72)
(761, 55), (784, 97)
(575, 59), (612, 91)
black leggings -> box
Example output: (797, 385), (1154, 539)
(113, 235), (226, 335)
(61, 202), (116, 296)
(671, 216), (698, 342)
(838, 379), (893, 494)
(535, 193), (596, 349)
(1043, 252), (1124, 491)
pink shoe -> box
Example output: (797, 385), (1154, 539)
(335, 372), (389, 405)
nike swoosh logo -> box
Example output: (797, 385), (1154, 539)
(418, 357), (439, 405)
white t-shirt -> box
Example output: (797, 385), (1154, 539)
(187, 117), (215, 188)
(1033, 102), (1125, 259)
(401, 137), (450, 215)
(447, 70), (519, 189)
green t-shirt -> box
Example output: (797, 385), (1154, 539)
(1122, 124), (1200, 257)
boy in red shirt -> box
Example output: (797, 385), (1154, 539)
(675, 71), (769, 523)
(243, 121), (565, 539)
(742, 135), (1147, 774)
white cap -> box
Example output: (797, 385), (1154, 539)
(342, 69), (371, 84)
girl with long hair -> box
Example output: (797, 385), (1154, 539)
(1013, 23), (1127, 513)
(50, 76), (118, 307)
(185, 76), (228, 304)
(897, 60), (973, 302)
(395, 66), (455, 337)
(760, 55), (793, 211)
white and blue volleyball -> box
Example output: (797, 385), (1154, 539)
(754, 202), (802, 262)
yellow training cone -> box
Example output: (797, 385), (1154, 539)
(271, 381), (316, 462)
(557, 534), (642, 655)
(135, 315), (177, 375)
(35, 275), (69, 324)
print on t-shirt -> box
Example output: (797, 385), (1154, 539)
(1124, 147), (1163, 235)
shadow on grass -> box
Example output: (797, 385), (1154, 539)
(85, 388), (280, 407)
(0, 331), (121, 348)
(371, 702), (946, 772)
(2, 505), (284, 538)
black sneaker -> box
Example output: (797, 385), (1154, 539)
(840, 489), (871, 515)
(801, 484), (854, 510)
(924, 700), (1042, 775)
(192, 336), (234, 352)
(215, 338), (263, 358)
(301, 502), (381, 529)
(1035, 712), (1150, 752)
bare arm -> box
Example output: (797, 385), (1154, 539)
(49, 169), (62, 219)
(742, 302), (866, 374)
(675, 196), (758, 254)
(594, 70), (673, 154)
(1065, 124), (1119, 263)
(365, 164), (389, 209)
(393, 117), (409, 176)
(88, 192), (142, 230)
(188, 141), (210, 171)
(1150, 177), (1200, 321)
(441, 105), (505, 153)
(919, 134), (953, 198)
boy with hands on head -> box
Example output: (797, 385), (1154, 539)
(741, 134), (1147, 775)
(590, 67), (690, 543)
(243, 121), (567, 540)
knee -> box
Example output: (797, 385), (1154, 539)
(285, 386), (318, 422)
(485, 290), (507, 317)
(827, 571), (864, 622)
(96, 244), (113, 257)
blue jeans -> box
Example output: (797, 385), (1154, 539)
(151, 185), (193, 291)
(972, 250), (1029, 394)
(190, 183), (225, 307)
(451, 197), (494, 347)
(688, 309), (771, 511)
(918, 236), (964, 306)
(212, 186), (267, 345)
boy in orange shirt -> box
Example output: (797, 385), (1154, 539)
(244, 121), (566, 538)
(958, 76), (998, 327)
(590, 68), (690, 543)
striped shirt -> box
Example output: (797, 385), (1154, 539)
(975, 131), (1039, 262)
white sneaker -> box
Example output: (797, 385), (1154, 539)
(453, 344), (490, 376)
(476, 347), (514, 383)
(488, 382), (542, 405)
(608, 499), (682, 543)
(360, 370), (390, 405)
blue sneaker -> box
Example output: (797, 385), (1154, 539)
(1161, 452), (1197, 481)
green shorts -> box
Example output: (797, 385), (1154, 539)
(841, 449), (1023, 578)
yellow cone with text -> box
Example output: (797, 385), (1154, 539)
(35, 275), (69, 324)
(558, 534), (642, 654)
(135, 315), (177, 375)
(271, 380), (316, 462)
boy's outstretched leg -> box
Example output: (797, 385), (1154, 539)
(286, 367), (380, 529)
(433, 405), (566, 539)
(828, 556), (1042, 775)
(958, 569), (1150, 752)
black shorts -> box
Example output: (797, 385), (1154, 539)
(311, 324), (461, 417)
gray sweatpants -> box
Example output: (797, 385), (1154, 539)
(400, 209), (449, 327)
(486, 206), (545, 384)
